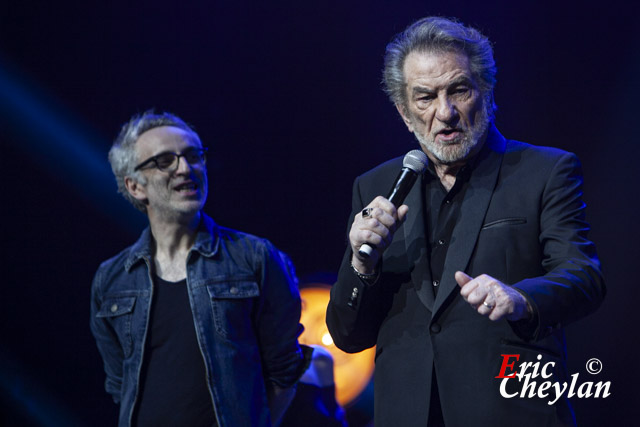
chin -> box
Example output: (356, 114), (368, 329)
(435, 146), (473, 163)
(418, 141), (468, 164)
(172, 200), (206, 216)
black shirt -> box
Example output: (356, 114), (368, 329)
(424, 162), (473, 296)
(134, 276), (217, 427)
(423, 160), (475, 425)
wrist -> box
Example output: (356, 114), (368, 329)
(514, 289), (534, 321)
(350, 254), (376, 275)
(350, 260), (379, 285)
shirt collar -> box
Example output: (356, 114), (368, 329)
(124, 212), (220, 271)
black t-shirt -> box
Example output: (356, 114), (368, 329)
(134, 276), (217, 427)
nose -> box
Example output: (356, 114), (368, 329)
(434, 95), (458, 123)
(174, 155), (193, 174)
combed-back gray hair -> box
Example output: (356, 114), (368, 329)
(383, 16), (497, 115)
(108, 110), (200, 212)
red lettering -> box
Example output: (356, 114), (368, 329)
(495, 354), (520, 378)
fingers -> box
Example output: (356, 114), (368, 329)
(457, 272), (517, 322)
(363, 196), (402, 230)
(349, 197), (407, 270)
(455, 271), (473, 287)
(397, 204), (409, 222)
(351, 197), (402, 245)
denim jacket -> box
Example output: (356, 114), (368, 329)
(90, 214), (307, 426)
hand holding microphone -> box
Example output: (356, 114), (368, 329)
(350, 150), (428, 273)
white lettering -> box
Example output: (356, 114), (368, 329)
(541, 361), (555, 379)
(549, 381), (568, 405)
(517, 361), (532, 381)
(537, 381), (552, 398)
(500, 378), (518, 398)
(567, 373), (580, 398)
(577, 381), (593, 398)
(520, 375), (537, 398)
(498, 356), (612, 404)
(530, 354), (543, 378)
(593, 382), (611, 398)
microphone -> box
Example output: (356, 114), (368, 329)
(358, 149), (428, 257)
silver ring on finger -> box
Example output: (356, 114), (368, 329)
(482, 301), (495, 310)
(362, 207), (373, 218)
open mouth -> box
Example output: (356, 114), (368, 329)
(436, 128), (461, 143)
(438, 128), (459, 136)
(174, 182), (198, 192)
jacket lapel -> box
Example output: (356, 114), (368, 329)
(433, 127), (506, 315)
(403, 172), (435, 311)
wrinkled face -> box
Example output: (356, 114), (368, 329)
(397, 50), (490, 165)
(128, 126), (208, 222)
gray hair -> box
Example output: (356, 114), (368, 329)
(108, 110), (200, 212)
(383, 16), (497, 115)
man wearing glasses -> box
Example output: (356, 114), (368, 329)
(90, 111), (308, 426)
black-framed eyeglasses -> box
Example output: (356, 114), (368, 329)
(134, 148), (208, 172)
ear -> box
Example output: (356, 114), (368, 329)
(395, 103), (414, 133)
(124, 176), (147, 202)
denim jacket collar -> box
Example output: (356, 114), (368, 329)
(123, 213), (221, 272)
(191, 214), (221, 258)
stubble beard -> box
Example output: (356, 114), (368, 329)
(147, 174), (208, 224)
(413, 103), (491, 165)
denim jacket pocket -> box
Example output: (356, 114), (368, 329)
(96, 296), (136, 356)
(206, 279), (260, 341)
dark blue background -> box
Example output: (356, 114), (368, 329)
(1, 1), (637, 425)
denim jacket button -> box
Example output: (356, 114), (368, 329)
(110, 304), (118, 313)
(229, 286), (239, 295)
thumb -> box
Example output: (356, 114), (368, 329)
(455, 271), (473, 288)
(397, 205), (409, 222)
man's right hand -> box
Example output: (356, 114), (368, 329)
(349, 196), (409, 275)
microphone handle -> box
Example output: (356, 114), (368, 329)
(388, 168), (418, 206)
(358, 168), (418, 257)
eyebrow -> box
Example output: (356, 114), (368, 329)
(150, 147), (201, 157)
(411, 76), (474, 95)
(151, 150), (174, 157)
(447, 76), (474, 88)
(412, 86), (435, 95)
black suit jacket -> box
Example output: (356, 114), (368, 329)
(326, 127), (605, 427)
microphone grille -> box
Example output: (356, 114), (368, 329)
(403, 149), (428, 173)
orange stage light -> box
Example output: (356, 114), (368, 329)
(298, 285), (375, 406)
